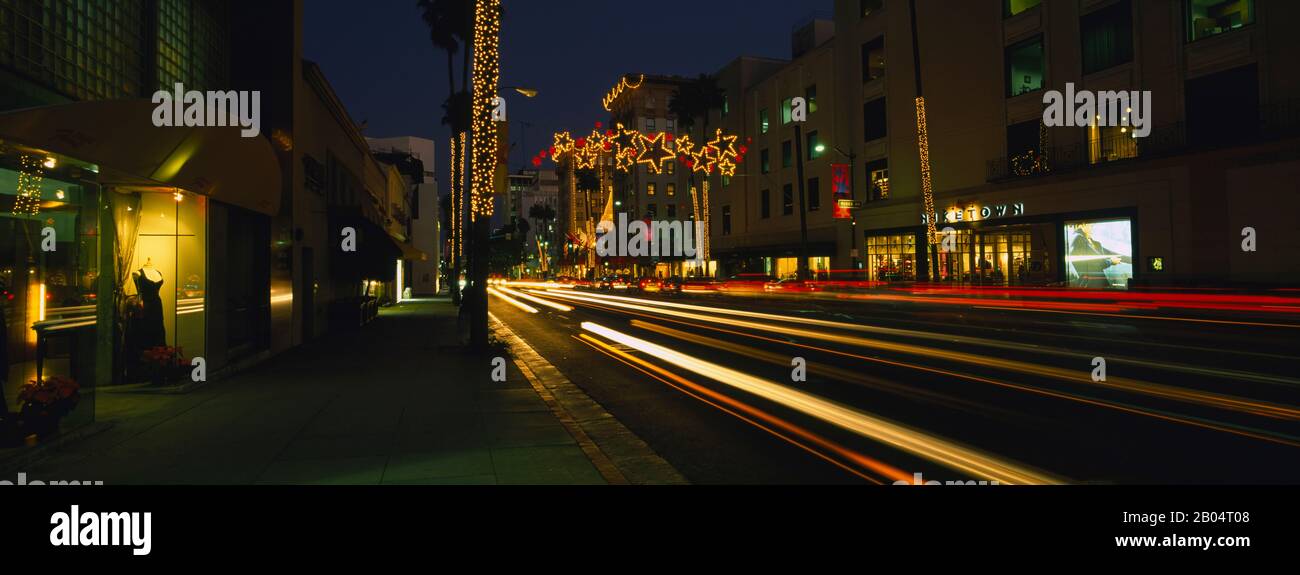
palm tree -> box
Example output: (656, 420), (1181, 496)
(418, 0), (473, 303)
(670, 74), (725, 271)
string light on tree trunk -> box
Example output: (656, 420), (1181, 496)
(470, 0), (501, 220)
(915, 96), (938, 246)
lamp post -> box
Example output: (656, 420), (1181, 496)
(819, 143), (861, 270)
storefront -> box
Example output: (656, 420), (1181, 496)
(0, 99), (280, 437)
(865, 201), (1138, 288)
(1, 146), (103, 429)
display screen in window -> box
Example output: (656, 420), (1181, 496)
(1065, 218), (1133, 288)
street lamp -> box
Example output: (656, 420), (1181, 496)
(824, 144), (862, 271)
(504, 86), (539, 98)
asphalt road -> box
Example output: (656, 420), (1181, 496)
(489, 284), (1300, 485)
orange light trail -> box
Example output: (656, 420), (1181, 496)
(581, 321), (1064, 485)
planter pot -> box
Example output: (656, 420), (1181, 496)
(18, 408), (59, 440)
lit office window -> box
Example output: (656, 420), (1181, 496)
(1187, 0), (1254, 42)
(760, 109), (770, 133)
(1006, 35), (1045, 97)
(646, 182), (656, 196)
(862, 36), (886, 82)
(1005, 0), (1041, 17)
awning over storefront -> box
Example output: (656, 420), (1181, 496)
(329, 208), (402, 282)
(398, 242), (428, 262)
(0, 99), (281, 215)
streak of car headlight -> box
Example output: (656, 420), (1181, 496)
(581, 321), (1061, 485)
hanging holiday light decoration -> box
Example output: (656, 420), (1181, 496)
(13, 154), (45, 217)
(542, 127), (741, 176)
(469, 0), (501, 221)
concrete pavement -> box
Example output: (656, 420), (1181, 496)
(8, 298), (678, 485)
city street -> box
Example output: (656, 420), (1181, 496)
(489, 284), (1300, 484)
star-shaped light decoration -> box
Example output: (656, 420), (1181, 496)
(552, 132), (575, 162)
(707, 129), (739, 177)
(635, 131), (675, 175)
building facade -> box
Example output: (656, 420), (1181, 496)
(369, 136), (440, 296)
(831, 0), (1300, 287)
(0, 0), (414, 435)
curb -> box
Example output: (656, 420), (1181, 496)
(490, 314), (689, 485)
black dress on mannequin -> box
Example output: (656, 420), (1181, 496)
(134, 269), (166, 348)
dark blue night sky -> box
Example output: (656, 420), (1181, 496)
(304, 0), (833, 189)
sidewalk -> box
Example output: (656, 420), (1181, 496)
(5, 298), (614, 485)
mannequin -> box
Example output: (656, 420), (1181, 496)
(133, 258), (166, 348)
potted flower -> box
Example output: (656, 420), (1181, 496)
(17, 376), (80, 440)
(141, 346), (186, 386)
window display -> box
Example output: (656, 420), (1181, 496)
(117, 189), (206, 383)
(0, 153), (101, 429)
(1065, 218), (1133, 288)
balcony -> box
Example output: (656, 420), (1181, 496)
(987, 100), (1300, 182)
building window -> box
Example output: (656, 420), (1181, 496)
(666, 160), (675, 175)
(647, 182), (656, 196)
(782, 140), (793, 168)
(1005, 0), (1041, 17)
(1187, 0), (1254, 42)
(761, 149), (771, 174)
(1007, 120), (1042, 158)
(666, 118), (675, 131)
(782, 98), (794, 125)
(807, 131), (823, 160)
(721, 93), (729, 117)
(1186, 63), (1259, 146)
(782, 183), (794, 215)
(808, 177), (820, 211)
(861, 0), (883, 17)
(864, 97), (887, 141)
(646, 118), (656, 131)
(722, 205), (732, 235)
(1088, 122), (1138, 164)
(666, 182), (676, 197)
(1081, 0), (1133, 75)
(862, 36), (885, 82)
(867, 234), (917, 282)
(722, 175), (732, 187)
(866, 158), (889, 201)
(1006, 35), (1045, 97)
(668, 204), (677, 218)
(647, 203), (657, 218)
(761, 189), (771, 218)
(805, 84), (818, 114)
(760, 109), (770, 133)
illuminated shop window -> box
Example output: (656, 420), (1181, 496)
(866, 234), (917, 282)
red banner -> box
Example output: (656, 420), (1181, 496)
(832, 163), (852, 219)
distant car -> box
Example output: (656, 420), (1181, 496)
(719, 274), (777, 293)
(635, 276), (661, 293)
(659, 276), (684, 294)
(764, 278), (820, 293)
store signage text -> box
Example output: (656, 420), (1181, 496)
(922, 203), (1025, 225)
